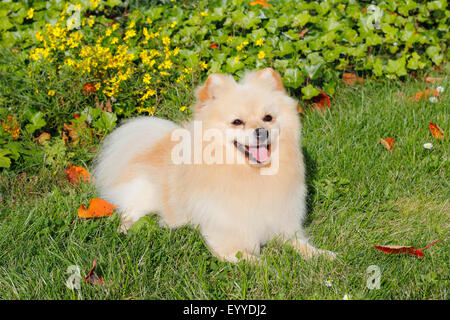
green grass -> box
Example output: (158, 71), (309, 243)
(0, 76), (448, 300)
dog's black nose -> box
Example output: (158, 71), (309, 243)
(254, 128), (269, 141)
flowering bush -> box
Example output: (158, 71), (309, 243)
(0, 0), (448, 169)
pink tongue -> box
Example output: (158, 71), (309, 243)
(248, 146), (269, 163)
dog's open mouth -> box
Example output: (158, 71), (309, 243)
(233, 140), (271, 164)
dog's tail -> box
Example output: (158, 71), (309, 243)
(92, 116), (178, 193)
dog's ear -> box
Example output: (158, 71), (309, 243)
(243, 68), (285, 92)
(195, 74), (234, 104)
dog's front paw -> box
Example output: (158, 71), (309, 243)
(289, 239), (337, 260)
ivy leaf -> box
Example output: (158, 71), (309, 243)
(301, 84), (320, 100)
(292, 13), (310, 27)
(278, 40), (294, 56)
(407, 52), (426, 70)
(426, 46), (443, 66)
(282, 68), (304, 89)
(386, 56), (407, 77)
(302, 63), (322, 79)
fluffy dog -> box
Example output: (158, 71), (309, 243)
(93, 68), (335, 262)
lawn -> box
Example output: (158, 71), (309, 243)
(0, 75), (448, 300)
(0, 0), (448, 300)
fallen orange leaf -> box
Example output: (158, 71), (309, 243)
(429, 122), (444, 139)
(342, 73), (364, 85)
(413, 89), (439, 102)
(380, 137), (395, 151)
(373, 239), (440, 258)
(78, 198), (117, 218)
(66, 166), (92, 184)
(425, 76), (443, 84)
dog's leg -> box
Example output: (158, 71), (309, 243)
(212, 248), (261, 264)
(284, 236), (337, 260)
(102, 177), (159, 233)
(119, 208), (149, 233)
(205, 233), (261, 263)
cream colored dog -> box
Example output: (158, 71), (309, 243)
(93, 68), (335, 262)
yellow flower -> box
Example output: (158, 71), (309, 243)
(105, 29), (112, 37)
(124, 29), (136, 40)
(200, 11), (208, 16)
(143, 73), (152, 84)
(179, 106), (187, 111)
(162, 36), (170, 46)
(35, 31), (44, 42)
(48, 90), (55, 96)
(146, 18), (152, 24)
(170, 21), (177, 28)
(255, 38), (264, 46)
(27, 8), (34, 20)
(234, 56), (240, 63)
(159, 59), (173, 70)
(112, 23), (119, 31)
(258, 50), (266, 59)
(111, 37), (119, 44)
(90, 0), (99, 8)
(200, 61), (208, 70)
(128, 20), (136, 29)
(87, 17), (95, 27)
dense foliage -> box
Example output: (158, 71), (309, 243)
(0, 0), (448, 169)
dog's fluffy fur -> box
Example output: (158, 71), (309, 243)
(93, 68), (334, 262)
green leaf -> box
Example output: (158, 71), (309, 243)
(426, 46), (443, 65)
(386, 56), (407, 77)
(407, 52), (426, 70)
(278, 41), (294, 57)
(302, 63), (322, 79)
(0, 17), (13, 31)
(225, 56), (245, 73)
(0, 149), (11, 168)
(282, 68), (304, 89)
(273, 59), (289, 72)
(301, 84), (320, 100)
(92, 111), (117, 134)
(427, 0), (446, 11)
(292, 13), (310, 27)
(25, 112), (46, 135)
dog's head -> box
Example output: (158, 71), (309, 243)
(193, 68), (299, 167)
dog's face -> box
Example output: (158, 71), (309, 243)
(194, 68), (299, 167)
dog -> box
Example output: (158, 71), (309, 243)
(93, 68), (335, 262)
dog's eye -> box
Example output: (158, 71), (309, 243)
(263, 114), (273, 122)
(231, 119), (244, 126)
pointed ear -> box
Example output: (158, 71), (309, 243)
(195, 74), (234, 104)
(243, 68), (285, 92)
